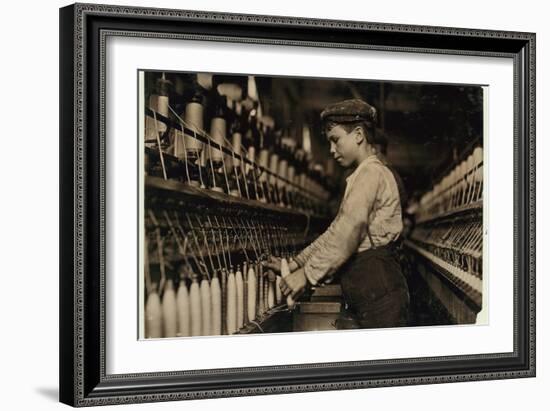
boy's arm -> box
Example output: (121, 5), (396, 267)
(293, 229), (330, 268)
(301, 167), (381, 285)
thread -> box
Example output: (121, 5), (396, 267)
(278, 159), (288, 189)
(231, 133), (242, 168)
(246, 146), (255, 175)
(209, 117), (226, 162)
(258, 150), (269, 182)
(184, 102), (204, 151)
(269, 153), (279, 185)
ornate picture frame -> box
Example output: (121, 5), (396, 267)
(59, 3), (535, 407)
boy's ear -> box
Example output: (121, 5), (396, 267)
(354, 126), (365, 145)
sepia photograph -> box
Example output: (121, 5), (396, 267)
(57, 3), (535, 406)
(139, 70), (485, 339)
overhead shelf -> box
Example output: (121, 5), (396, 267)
(416, 200), (482, 225)
(145, 175), (326, 221)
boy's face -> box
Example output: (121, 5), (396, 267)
(326, 124), (362, 168)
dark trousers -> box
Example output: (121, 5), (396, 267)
(338, 244), (410, 329)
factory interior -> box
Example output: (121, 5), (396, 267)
(142, 70), (484, 338)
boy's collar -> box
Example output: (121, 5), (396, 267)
(346, 154), (380, 182)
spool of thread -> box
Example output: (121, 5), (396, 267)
(231, 133), (242, 168)
(248, 76), (258, 101)
(200, 278), (212, 336)
(459, 160), (468, 206)
(226, 270), (237, 334)
(221, 269), (227, 335)
(148, 94), (169, 131)
(449, 169), (458, 209)
(467, 153), (475, 175)
(145, 95), (168, 142)
(229, 136), (242, 195)
(184, 102), (204, 151)
(145, 289), (163, 338)
(258, 265), (265, 316)
(156, 95), (169, 119)
(176, 281), (190, 337)
(258, 150), (269, 182)
(246, 146), (256, 175)
(247, 267), (256, 322)
(199, 146), (208, 168)
(269, 153), (279, 185)
(172, 128), (181, 158)
(465, 154), (475, 204)
(235, 269), (244, 330)
(473, 147), (483, 201)
(189, 277), (202, 336)
(243, 262), (249, 324)
(197, 73), (213, 90)
(473, 146), (483, 166)
(210, 275), (222, 335)
(287, 166), (295, 190)
(255, 263), (262, 317)
(161, 279), (177, 338)
(209, 117), (226, 162)
(267, 279), (275, 309)
(277, 159), (288, 189)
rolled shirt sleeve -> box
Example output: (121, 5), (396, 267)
(300, 166), (382, 285)
(293, 233), (324, 267)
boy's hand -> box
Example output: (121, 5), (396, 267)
(280, 267), (309, 300)
(262, 256), (282, 274)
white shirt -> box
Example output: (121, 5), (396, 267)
(294, 155), (403, 285)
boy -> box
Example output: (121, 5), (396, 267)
(275, 98), (410, 328)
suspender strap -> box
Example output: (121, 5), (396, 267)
(366, 224), (376, 249)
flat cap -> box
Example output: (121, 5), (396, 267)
(320, 98), (377, 124)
